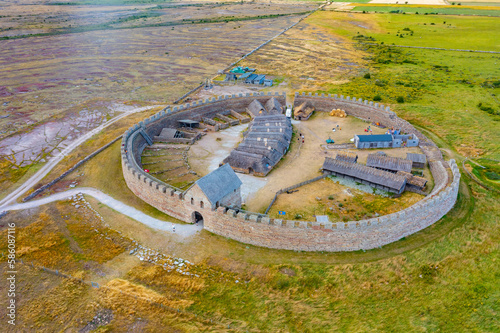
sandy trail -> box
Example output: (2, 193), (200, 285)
(1, 187), (203, 238)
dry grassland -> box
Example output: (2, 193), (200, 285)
(0, 16), (298, 138)
(0, 200), (236, 331)
(238, 11), (370, 92)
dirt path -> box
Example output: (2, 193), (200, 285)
(0, 105), (157, 208)
(1, 187), (203, 238)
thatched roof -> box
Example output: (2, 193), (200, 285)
(366, 154), (412, 173)
(248, 126), (292, 141)
(406, 153), (427, 164)
(294, 101), (315, 118)
(247, 99), (266, 117)
(236, 144), (283, 165)
(335, 152), (358, 163)
(242, 137), (289, 154)
(396, 171), (428, 189)
(223, 150), (272, 175)
(224, 106), (291, 176)
(194, 164), (242, 205)
(245, 132), (290, 147)
(252, 114), (291, 125)
(322, 157), (406, 192)
(265, 97), (283, 115)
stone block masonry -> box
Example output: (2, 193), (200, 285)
(121, 94), (460, 252)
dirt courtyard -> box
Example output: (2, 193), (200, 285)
(188, 111), (428, 213)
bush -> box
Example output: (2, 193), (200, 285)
(477, 102), (499, 115)
(396, 96), (405, 103)
(328, 195), (334, 200)
(363, 73), (371, 79)
(485, 171), (500, 180)
(373, 95), (382, 101)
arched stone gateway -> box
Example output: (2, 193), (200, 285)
(121, 93), (460, 252)
(193, 211), (203, 223)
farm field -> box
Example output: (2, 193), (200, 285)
(0, 2), (499, 333)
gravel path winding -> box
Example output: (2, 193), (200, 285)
(2, 187), (203, 237)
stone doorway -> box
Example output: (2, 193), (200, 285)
(192, 211), (204, 224)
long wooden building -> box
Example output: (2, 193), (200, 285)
(322, 157), (407, 194)
(223, 100), (291, 176)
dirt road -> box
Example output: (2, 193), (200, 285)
(1, 187), (203, 238)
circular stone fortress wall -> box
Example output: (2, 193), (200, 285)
(121, 92), (460, 252)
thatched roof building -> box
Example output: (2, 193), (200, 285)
(335, 152), (358, 164)
(246, 98), (284, 118)
(322, 157), (407, 194)
(396, 171), (427, 190)
(406, 153), (427, 169)
(224, 102), (291, 176)
(294, 101), (315, 121)
(366, 154), (412, 173)
(265, 97), (283, 115)
(246, 99), (266, 118)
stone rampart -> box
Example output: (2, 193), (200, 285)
(121, 93), (460, 252)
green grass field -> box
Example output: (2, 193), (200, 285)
(354, 5), (500, 16)
(467, 158), (500, 191)
(307, 11), (500, 158)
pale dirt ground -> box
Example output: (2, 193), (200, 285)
(188, 123), (268, 204)
(193, 84), (263, 100)
(188, 111), (427, 213)
(0, 103), (140, 167)
(323, 2), (358, 11)
(368, 0), (448, 4)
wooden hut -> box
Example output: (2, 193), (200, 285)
(265, 97), (283, 115)
(246, 99), (266, 118)
(396, 171), (427, 191)
(406, 153), (427, 169)
(293, 101), (315, 121)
